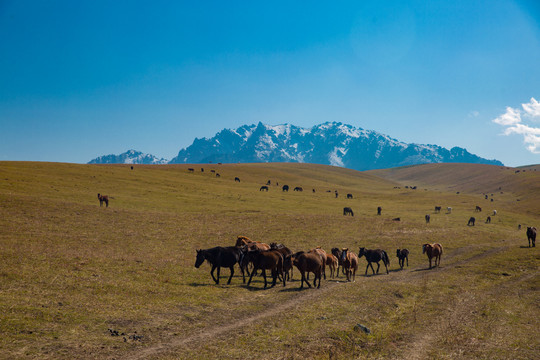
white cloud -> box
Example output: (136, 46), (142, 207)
(493, 98), (540, 153)
(522, 97), (540, 119)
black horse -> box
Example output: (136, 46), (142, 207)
(343, 207), (354, 216)
(195, 246), (245, 285)
(468, 217), (475, 226)
(527, 226), (537, 247)
(358, 247), (390, 275)
(396, 248), (409, 269)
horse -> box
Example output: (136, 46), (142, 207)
(343, 207), (354, 216)
(194, 246), (245, 284)
(396, 249), (409, 269)
(326, 253), (339, 278)
(246, 249), (285, 288)
(235, 236), (270, 251)
(266, 180), (271, 185)
(468, 217), (475, 226)
(425, 214), (430, 224)
(527, 227), (537, 247)
(235, 177), (241, 182)
(486, 216), (491, 224)
(422, 243), (443, 269)
(447, 207), (452, 214)
(493, 210), (497, 216)
(308, 247), (327, 280)
(216, 173), (220, 178)
(292, 251), (323, 289)
(475, 206), (482, 212)
(282, 185), (289, 192)
(434, 206), (441, 213)
(294, 186), (303, 192)
(270, 243), (293, 281)
(377, 206), (382, 215)
(358, 247), (390, 275)
(188, 168), (194, 172)
(347, 193), (353, 199)
(331, 248), (345, 277)
(340, 248), (358, 282)
(259, 185), (269, 191)
(97, 193), (109, 207)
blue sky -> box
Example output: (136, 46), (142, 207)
(1, 0), (539, 167)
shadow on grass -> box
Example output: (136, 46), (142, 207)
(519, 245), (534, 248)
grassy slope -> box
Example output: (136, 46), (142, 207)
(0, 161), (538, 359)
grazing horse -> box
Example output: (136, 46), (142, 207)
(270, 243), (293, 281)
(216, 173), (220, 178)
(194, 246), (245, 284)
(246, 249), (285, 288)
(425, 214), (430, 224)
(486, 216), (491, 224)
(434, 206), (441, 213)
(377, 206), (382, 215)
(358, 247), (390, 275)
(396, 249), (409, 269)
(293, 251), (323, 289)
(492, 210), (497, 216)
(294, 186), (303, 192)
(326, 253), (339, 278)
(97, 193), (109, 207)
(340, 248), (358, 282)
(343, 207), (354, 216)
(527, 227), (537, 247)
(347, 193), (353, 199)
(422, 243), (443, 269)
(282, 185), (289, 192)
(447, 207), (452, 214)
(188, 168), (194, 172)
(468, 217), (475, 226)
(235, 177), (240, 182)
(260, 185), (269, 191)
(475, 206), (482, 212)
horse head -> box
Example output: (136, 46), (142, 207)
(341, 248), (349, 262)
(194, 249), (205, 268)
(422, 244), (428, 254)
(396, 249), (401, 257)
(358, 247), (366, 258)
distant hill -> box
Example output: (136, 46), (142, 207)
(89, 122), (503, 170)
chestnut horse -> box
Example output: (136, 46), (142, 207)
(422, 243), (443, 269)
(331, 248), (346, 277)
(270, 243), (293, 281)
(326, 253), (338, 278)
(194, 246), (245, 284)
(292, 251), (323, 289)
(340, 248), (358, 282)
(308, 247), (327, 280)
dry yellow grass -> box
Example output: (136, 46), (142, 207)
(0, 161), (538, 359)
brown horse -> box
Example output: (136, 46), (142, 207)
(97, 193), (109, 207)
(235, 236), (270, 251)
(422, 243), (443, 269)
(340, 248), (358, 282)
(292, 251), (323, 289)
(326, 253), (338, 278)
(331, 248), (345, 277)
(246, 249), (285, 288)
(527, 227), (537, 247)
(270, 243), (293, 281)
(309, 247), (327, 280)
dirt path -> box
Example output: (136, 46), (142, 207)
(127, 244), (516, 360)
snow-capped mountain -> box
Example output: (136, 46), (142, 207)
(88, 149), (168, 165)
(89, 122), (503, 169)
(168, 122), (503, 170)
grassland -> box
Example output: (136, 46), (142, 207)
(0, 161), (538, 359)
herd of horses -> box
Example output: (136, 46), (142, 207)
(195, 236), (445, 289)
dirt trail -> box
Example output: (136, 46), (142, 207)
(126, 244), (516, 360)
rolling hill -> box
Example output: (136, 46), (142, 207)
(0, 161), (538, 359)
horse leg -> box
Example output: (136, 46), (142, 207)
(247, 266), (256, 286)
(406, 256), (409, 267)
(210, 265), (219, 284)
(376, 262), (380, 274)
(262, 269), (268, 288)
(227, 266), (234, 285)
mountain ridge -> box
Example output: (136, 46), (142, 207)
(88, 122), (503, 170)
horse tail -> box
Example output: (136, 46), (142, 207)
(382, 250), (390, 266)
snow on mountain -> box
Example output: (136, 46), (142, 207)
(168, 122), (503, 170)
(88, 149), (168, 165)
